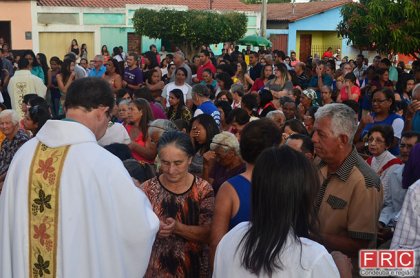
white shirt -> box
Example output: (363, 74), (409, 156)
(214, 222), (340, 278)
(161, 82), (192, 108)
(0, 120), (159, 278)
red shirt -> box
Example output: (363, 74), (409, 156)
(196, 60), (216, 81)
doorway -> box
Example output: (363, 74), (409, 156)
(299, 34), (312, 63)
(0, 21), (12, 49)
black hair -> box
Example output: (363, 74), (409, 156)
(104, 143), (133, 161)
(49, 56), (62, 66)
(287, 133), (314, 155)
(190, 114), (220, 153)
(281, 119), (309, 136)
(158, 130), (195, 157)
(401, 131), (420, 142)
(18, 57), (29, 69)
(167, 88), (186, 121)
(116, 88), (131, 101)
(123, 159), (155, 183)
(259, 89), (273, 109)
(342, 100), (360, 115)
(107, 58), (121, 75)
(241, 94), (258, 117)
(201, 49), (210, 57)
(380, 58), (391, 67)
(344, 72), (356, 83)
(215, 100), (233, 121)
(29, 96), (48, 108)
(227, 108), (250, 125)
(64, 77), (115, 112)
(215, 90), (233, 104)
(28, 104), (51, 136)
(367, 124), (394, 148)
(240, 118), (282, 164)
(23, 94), (38, 105)
(143, 51), (159, 69)
(60, 58), (74, 83)
(37, 53), (49, 84)
(173, 119), (189, 132)
(23, 50), (41, 67)
(372, 88), (396, 113)
(133, 87), (154, 102)
(175, 67), (188, 78)
(215, 72), (233, 91)
(239, 146), (319, 276)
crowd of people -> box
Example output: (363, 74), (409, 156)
(0, 37), (419, 277)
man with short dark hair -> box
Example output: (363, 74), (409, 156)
(248, 51), (262, 81)
(123, 53), (144, 94)
(195, 50), (216, 83)
(192, 84), (220, 125)
(286, 133), (314, 160)
(0, 78), (159, 277)
(294, 62), (308, 89)
(353, 54), (367, 83)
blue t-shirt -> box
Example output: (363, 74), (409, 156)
(412, 111), (420, 133)
(195, 100), (221, 126)
(88, 66), (106, 78)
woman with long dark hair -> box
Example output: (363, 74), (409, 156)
(166, 88), (192, 122)
(23, 50), (45, 83)
(56, 58), (75, 116)
(69, 39), (80, 57)
(48, 56), (62, 118)
(213, 146), (341, 277)
(126, 98), (155, 163)
(36, 53), (49, 86)
(23, 104), (51, 136)
(103, 58), (122, 93)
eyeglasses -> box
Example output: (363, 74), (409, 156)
(368, 137), (385, 144)
(372, 99), (388, 104)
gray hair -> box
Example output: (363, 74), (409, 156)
(174, 51), (185, 61)
(94, 55), (104, 62)
(147, 119), (178, 137)
(230, 84), (245, 96)
(0, 109), (20, 125)
(266, 110), (285, 120)
(210, 131), (240, 155)
(192, 84), (210, 98)
(118, 99), (130, 106)
(413, 83), (420, 98)
(315, 103), (357, 143)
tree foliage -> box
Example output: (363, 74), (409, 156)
(132, 9), (247, 58)
(337, 0), (420, 59)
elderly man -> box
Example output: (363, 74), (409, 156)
(170, 51), (192, 85)
(88, 54), (106, 78)
(203, 131), (245, 194)
(192, 84), (221, 126)
(311, 103), (382, 267)
(266, 110), (286, 129)
(0, 109), (30, 190)
(0, 78), (159, 277)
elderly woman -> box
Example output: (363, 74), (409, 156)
(209, 119), (282, 266)
(298, 88), (318, 120)
(0, 110), (30, 190)
(203, 132), (246, 194)
(140, 131), (214, 277)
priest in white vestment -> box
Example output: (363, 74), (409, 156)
(0, 78), (159, 278)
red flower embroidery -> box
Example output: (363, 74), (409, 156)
(36, 157), (55, 180)
(33, 223), (50, 246)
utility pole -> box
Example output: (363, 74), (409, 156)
(260, 0), (267, 37)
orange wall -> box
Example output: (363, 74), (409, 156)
(0, 1), (33, 49)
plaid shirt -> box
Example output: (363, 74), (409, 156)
(390, 179), (420, 276)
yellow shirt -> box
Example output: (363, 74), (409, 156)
(0, 131), (5, 148)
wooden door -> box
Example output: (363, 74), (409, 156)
(269, 34), (288, 53)
(127, 33), (141, 55)
(39, 32), (94, 61)
(299, 34), (312, 63)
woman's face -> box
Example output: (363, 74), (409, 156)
(300, 95), (312, 107)
(231, 122), (246, 139)
(151, 71), (161, 83)
(371, 91), (391, 114)
(381, 71), (390, 82)
(274, 67), (282, 78)
(23, 111), (37, 132)
(263, 66), (273, 78)
(237, 63), (242, 73)
(118, 103), (129, 120)
(260, 58), (266, 65)
(406, 79), (415, 93)
(303, 113), (314, 132)
(168, 93), (180, 107)
(368, 131), (387, 157)
(72, 40), (77, 46)
(127, 103), (143, 123)
(175, 70), (186, 83)
(159, 144), (192, 184)
(25, 54), (33, 66)
(50, 61), (59, 71)
(218, 94), (229, 102)
(106, 61), (115, 73)
(216, 79), (225, 90)
(325, 67), (333, 77)
(190, 120), (207, 145)
(202, 71), (211, 83)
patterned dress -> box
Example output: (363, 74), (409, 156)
(0, 129), (30, 176)
(140, 176), (214, 277)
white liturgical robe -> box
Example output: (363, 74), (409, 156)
(0, 120), (159, 277)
